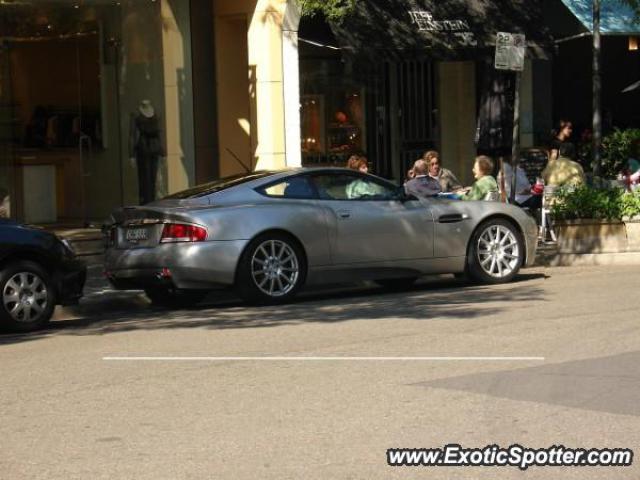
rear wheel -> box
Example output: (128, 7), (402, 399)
(467, 219), (524, 284)
(236, 233), (306, 304)
(374, 277), (417, 291)
(0, 261), (55, 332)
(144, 287), (209, 308)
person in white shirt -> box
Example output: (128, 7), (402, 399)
(498, 162), (541, 209)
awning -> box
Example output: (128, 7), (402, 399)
(327, 0), (552, 62)
(560, 0), (640, 35)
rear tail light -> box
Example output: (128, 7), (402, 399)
(160, 223), (207, 243)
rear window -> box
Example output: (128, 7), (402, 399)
(164, 171), (276, 199)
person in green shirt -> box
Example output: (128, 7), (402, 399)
(461, 155), (499, 201)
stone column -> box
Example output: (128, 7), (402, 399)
(215, 0), (300, 175)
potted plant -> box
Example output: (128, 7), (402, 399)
(551, 186), (640, 253)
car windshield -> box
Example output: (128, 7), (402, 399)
(163, 171), (276, 199)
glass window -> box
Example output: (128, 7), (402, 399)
(312, 173), (397, 201)
(299, 55), (366, 167)
(0, 0), (196, 222)
(258, 175), (316, 199)
(165, 171), (275, 199)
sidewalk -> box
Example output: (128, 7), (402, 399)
(534, 241), (640, 267)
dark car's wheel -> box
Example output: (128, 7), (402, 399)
(236, 233), (306, 304)
(467, 219), (524, 284)
(0, 261), (56, 332)
(144, 287), (209, 308)
(375, 277), (417, 291)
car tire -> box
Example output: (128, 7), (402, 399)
(236, 233), (306, 304)
(467, 218), (524, 284)
(144, 287), (209, 309)
(0, 260), (56, 332)
(375, 277), (417, 291)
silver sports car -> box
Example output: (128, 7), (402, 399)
(104, 168), (538, 306)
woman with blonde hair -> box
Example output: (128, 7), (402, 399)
(422, 150), (462, 192)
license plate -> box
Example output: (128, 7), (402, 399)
(125, 227), (148, 242)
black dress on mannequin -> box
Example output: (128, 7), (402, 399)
(129, 111), (164, 205)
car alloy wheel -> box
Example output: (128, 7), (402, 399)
(250, 239), (300, 298)
(476, 224), (520, 279)
(2, 271), (49, 324)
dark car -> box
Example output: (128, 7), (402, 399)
(0, 219), (86, 332)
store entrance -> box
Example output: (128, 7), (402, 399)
(0, 0), (191, 226)
(0, 3), (112, 225)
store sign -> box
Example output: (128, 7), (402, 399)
(408, 11), (477, 47)
(495, 32), (526, 71)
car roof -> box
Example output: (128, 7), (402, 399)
(157, 167), (397, 202)
(263, 167), (395, 182)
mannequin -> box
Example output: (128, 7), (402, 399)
(129, 100), (164, 205)
(0, 187), (10, 218)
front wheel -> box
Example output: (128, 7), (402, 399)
(0, 261), (56, 332)
(236, 233), (306, 304)
(144, 287), (209, 309)
(467, 219), (524, 284)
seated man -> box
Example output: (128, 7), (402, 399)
(404, 159), (442, 198)
(542, 143), (586, 188)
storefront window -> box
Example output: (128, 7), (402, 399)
(0, 40), (13, 219)
(0, 0), (194, 224)
(300, 59), (366, 166)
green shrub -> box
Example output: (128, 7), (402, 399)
(551, 186), (640, 220)
(601, 128), (640, 178)
(552, 186), (621, 220)
(299, 0), (356, 20)
(620, 190), (640, 219)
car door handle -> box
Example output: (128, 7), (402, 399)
(337, 209), (351, 219)
(437, 213), (469, 223)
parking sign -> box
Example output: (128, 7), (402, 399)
(495, 32), (525, 71)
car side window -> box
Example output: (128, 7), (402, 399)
(312, 174), (397, 201)
(257, 175), (316, 199)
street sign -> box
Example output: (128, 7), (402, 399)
(495, 32), (525, 71)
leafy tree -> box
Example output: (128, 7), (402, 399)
(618, 0), (640, 18)
(298, 0), (357, 20)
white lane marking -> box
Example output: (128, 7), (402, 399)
(103, 356), (545, 362)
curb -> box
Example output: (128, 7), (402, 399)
(534, 249), (640, 267)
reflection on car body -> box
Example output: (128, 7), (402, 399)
(104, 168), (538, 307)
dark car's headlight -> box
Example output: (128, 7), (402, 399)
(59, 238), (76, 258)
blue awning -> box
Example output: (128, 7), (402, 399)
(561, 0), (640, 35)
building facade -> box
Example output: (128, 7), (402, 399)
(298, 1), (554, 185)
(2, 0), (623, 226)
(0, 0), (301, 224)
